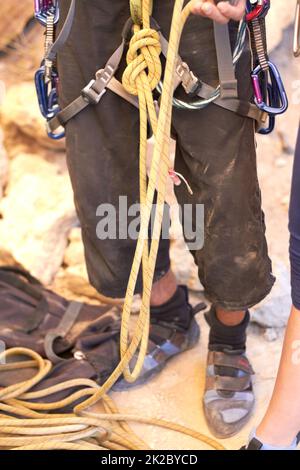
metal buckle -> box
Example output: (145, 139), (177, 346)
(245, 0), (270, 22)
(34, 0), (59, 26)
(46, 118), (65, 140)
(251, 61), (288, 116)
(294, 0), (300, 57)
(82, 79), (106, 105)
(176, 62), (202, 96)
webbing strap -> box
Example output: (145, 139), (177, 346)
(213, 21), (238, 99)
(48, 42), (125, 133)
(196, 80), (267, 128)
(48, 16), (264, 134)
(44, 301), (83, 364)
(46, 0), (77, 62)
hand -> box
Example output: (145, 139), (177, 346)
(191, 0), (246, 24)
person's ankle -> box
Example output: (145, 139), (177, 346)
(216, 308), (247, 326)
(150, 270), (178, 307)
(208, 306), (249, 351)
(256, 423), (298, 448)
(251, 427), (298, 450)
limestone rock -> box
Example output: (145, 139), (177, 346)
(0, 82), (65, 153)
(64, 227), (85, 268)
(0, 129), (8, 198)
(251, 261), (292, 328)
(0, 0), (33, 51)
(0, 153), (77, 284)
(266, 0), (295, 52)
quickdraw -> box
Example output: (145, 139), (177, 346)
(34, 0), (64, 139)
(246, 0), (288, 134)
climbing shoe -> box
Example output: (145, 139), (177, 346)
(113, 286), (205, 390)
(203, 346), (255, 438)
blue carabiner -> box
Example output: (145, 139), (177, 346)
(34, 66), (50, 118)
(251, 61), (288, 115)
(34, 65), (65, 139)
(258, 84), (277, 135)
(34, 0), (59, 26)
(46, 123), (65, 140)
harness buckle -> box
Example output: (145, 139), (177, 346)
(82, 79), (106, 104)
(176, 62), (202, 96)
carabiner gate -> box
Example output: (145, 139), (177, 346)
(34, 0), (59, 26)
(251, 61), (288, 116)
(34, 64), (65, 139)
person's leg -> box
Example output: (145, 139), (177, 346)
(255, 306), (300, 447)
(57, 0), (173, 300)
(160, 9), (275, 436)
(245, 126), (300, 450)
(58, 1), (199, 389)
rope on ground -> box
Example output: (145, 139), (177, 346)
(0, 0), (226, 451)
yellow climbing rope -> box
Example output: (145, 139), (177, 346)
(0, 0), (226, 451)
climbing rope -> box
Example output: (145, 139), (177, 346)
(0, 0), (226, 451)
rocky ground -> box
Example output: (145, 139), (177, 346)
(0, 0), (299, 450)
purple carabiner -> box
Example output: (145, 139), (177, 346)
(251, 61), (288, 115)
(34, 0), (59, 26)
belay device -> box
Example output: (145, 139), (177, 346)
(33, 0), (288, 138)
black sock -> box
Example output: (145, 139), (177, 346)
(150, 286), (193, 330)
(206, 306), (250, 352)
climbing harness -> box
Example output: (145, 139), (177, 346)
(294, 0), (300, 57)
(246, 0), (288, 134)
(34, 0), (288, 140)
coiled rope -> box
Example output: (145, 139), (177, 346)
(0, 0), (226, 451)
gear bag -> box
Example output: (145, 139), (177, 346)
(0, 266), (122, 392)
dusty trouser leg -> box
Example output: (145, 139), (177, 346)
(57, 0), (172, 299)
(150, 5), (275, 435)
(57, 1), (200, 389)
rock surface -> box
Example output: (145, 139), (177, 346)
(0, 0), (298, 451)
(0, 0), (33, 51)
(0, 129), (8, 199)
(0, 82), (65, 153)
(0, 153), (77, 284)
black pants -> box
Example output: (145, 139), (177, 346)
(58, 0), (275, 310)
(290, 125), (300, 310)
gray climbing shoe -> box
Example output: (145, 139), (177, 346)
(113, 292), (205, 391)
(203, 348), (255, 439)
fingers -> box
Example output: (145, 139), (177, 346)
(192, 1), (230, 24)
(217, 0), (246, 21)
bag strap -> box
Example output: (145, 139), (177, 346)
(0, 266), (42, 286)
(0, 268), (49, 333)
(44, 301), (84, 363)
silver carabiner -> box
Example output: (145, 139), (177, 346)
(294, 0), (300, 57)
